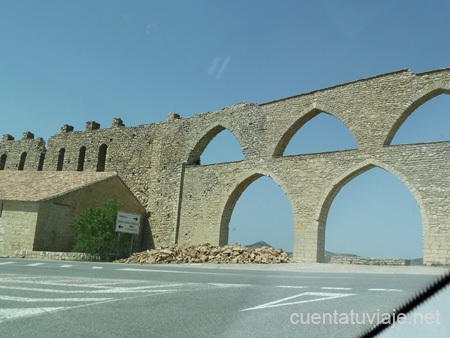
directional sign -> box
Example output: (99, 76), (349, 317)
(115, 211), (141, 235)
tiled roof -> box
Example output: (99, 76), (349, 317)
(0, 171), (118, 202)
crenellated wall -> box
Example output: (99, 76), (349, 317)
(1, 68), (449, 264)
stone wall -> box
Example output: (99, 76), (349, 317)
(0, 202), (39, 256)
(330, 256), (411, 266)
(1, 68), (449, 264)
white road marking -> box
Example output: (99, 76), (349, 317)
(118, 268), (351, 279)
(240, 292), (356, 311)
(0, 295), (113, 302)
(26, 263), (44, 266)
(0, 308), (65, 321)
(119, 268), (237, 276)
(368, 288), (403, 292)
(0, 284), (181, 294)
(208, 283), (252, 288)
(60, 265), (72, 268)
(0, 290), (173, 324)
(276, 286), (308, 289)
(0, 262), (15, 265)
(0, 278), (147, 289)
(92, 266), (103, 269)
(321, 287), (353, 290)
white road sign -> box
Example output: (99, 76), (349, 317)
(115, 211), (141, 235)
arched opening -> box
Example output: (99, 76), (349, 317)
(56, 148), (65, 171)
(390, 93), (450, 145)
(276, 110), (357, 156)
(77, 146), (86, 171)
(96, 144), (107, 172)
(0, 154), (6, 170)
(37, 153), (45, 171)
(220, 174), (294, 253)
(187, 126), (244, 165)
(319, 166), (423, 262)
(18, 152), (27, 170)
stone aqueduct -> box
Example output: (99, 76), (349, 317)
(1, 68), (449, 264)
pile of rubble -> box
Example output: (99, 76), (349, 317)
(115, 243), (291, 264)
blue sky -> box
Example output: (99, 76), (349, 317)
(1, 1), (449, 258)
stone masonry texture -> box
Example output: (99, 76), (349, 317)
(1, 68), (449, 264)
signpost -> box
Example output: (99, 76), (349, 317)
(115, 211), (141, 260)
(116, 211), (140, 235)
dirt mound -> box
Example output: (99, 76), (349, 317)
(115, 243), (291, 264)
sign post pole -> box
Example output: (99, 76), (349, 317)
(115, 232), (121, 261)
(130, 235), (134, 256)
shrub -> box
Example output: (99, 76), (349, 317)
(71, 199), (124, 260)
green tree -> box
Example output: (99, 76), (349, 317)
(71, 199), (121, 260)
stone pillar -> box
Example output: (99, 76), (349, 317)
(86, 121), (100, 131)
(60, 124), (74, 133)
(22, 131), (34, 139)
(1, 134), (14, 142)
(111, 118), (125, 127)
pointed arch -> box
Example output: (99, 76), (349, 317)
(384, 86), (450, 145)
(56, 148), (65, 171)
(77, 146), (86, 171)
(96, 144), (107, 172)
(18, 152), (27, 170)
(0, 154), (6, 170)
(314, 159), (427, 262)
(218, 170), (293, 246)
(37, 153), (45, 171)
(273, 104), (357, 157)
(187, 125), (244, 165)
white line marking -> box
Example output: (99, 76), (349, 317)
(0, 284), (182, 294)
(0, 308), (65, 321)
(0, 295), (113, 302)
(0, 289), (174, 324)
(60, 265), (72, 268)
(117, 268), (351, 279)
(26, 263), (44, 266)
(208, 283), (252, 288)
(240, 292), (356, 311)
(0, 278), (159, 289)
(368, 288), (403, 292)
(276, 286), (308, 289)
(92, 267), (103, 269)
(321, 287), (353, 290)
(0, 262), (15, 265)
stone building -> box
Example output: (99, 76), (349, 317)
(0, 171), (147, 257)
(0, 68), (449, 264)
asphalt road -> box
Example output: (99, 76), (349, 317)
(0, 259), (446, 338)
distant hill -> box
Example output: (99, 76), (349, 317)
(244, 241), (273, 249)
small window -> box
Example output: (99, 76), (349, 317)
(0, 154), (6, 170)
(77, 146), (86, 171)
(97, 144), (107, 172)
(57, 148), (65, 171)
(18, 152), (27, 170)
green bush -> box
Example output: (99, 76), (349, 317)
(71, 199), (129, 260)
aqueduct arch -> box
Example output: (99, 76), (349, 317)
(217, 171), (294, 246)
(187, 125), (244, 165)
(272, 104), (359, 157)
(384, 88), (450, 145)
(314, 159), (428, 262)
